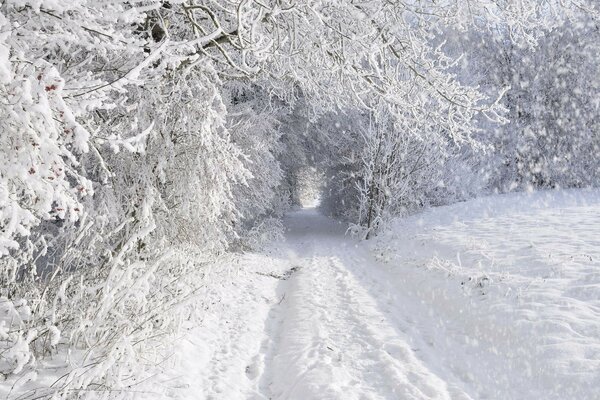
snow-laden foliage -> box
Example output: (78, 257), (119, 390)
(0, 1), (258, 397)
(225, 84), (289, 247)
(1, 0), (599, 397)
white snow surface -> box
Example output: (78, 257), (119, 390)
(150, 190), (600, 400)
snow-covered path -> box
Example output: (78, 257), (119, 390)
(257, 210), (470, 400)
(157, 191), (600, 400)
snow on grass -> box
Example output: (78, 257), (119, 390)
(142, 251), (295, 400)
(370, 189), (600, 399)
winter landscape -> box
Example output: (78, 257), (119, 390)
(1, 1), (600, 399)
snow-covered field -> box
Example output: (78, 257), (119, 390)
(370, 189), (600, 399)
(142, 189), (600, 400)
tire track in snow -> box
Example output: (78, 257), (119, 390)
(252, 238), (470, 400)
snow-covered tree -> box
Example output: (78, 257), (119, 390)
(448, 11), (600, 192)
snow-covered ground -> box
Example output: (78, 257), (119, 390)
(370, 189), (600, 399)
(148, 190), (599, 399)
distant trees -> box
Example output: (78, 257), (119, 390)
(452, 15), (600, 192)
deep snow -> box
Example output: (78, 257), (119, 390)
(146, 189), (600, 400)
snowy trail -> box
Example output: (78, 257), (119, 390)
(159, 193), (600, 400)
(251, 210), (473, 400)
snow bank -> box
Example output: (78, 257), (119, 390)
(140, 250), (294, 400)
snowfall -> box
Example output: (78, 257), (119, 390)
(4, 189), (600, 399)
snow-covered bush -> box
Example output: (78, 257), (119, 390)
(319, 107), (484, 237)
(0, 2), (256, 397)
